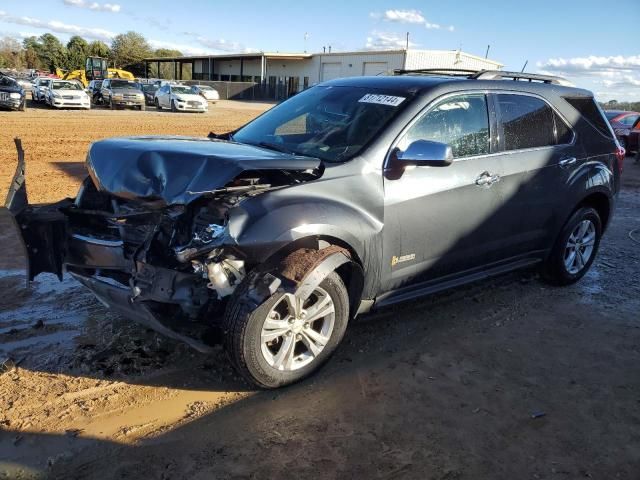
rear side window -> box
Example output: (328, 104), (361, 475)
(563, 96), (613, 139)
(496, 94), (556, 150)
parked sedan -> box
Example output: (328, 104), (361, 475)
(154, 84), (208, 112)
(191, 84), (220, 103)
(31, 77), (52, 103)
(46, 80), (91, 109)
(87, 80), (103, 104)
(622, 117), (640, 155)
(141, 84), (158, 105)
(0, 75), (26, 111)
(605, 110), (640, 151)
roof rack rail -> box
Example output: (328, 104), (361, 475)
(392, 68), (574, 87)
(470, 70), (574, 86)
(393, 68), (480, 76)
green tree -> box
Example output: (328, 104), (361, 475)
(66, 35), (89, 70)
(110, 31), (152, 75)
(38, 33), (68, 72)
(87, 40), (111, 59)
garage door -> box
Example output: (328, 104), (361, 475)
(363, 62), (388, 76)
(321, 63), (342, 82)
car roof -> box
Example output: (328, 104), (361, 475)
(322, 74), (589, 98)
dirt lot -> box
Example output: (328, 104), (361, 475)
(1, 104), (639, 480)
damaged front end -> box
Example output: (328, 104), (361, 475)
(5, 137), (322, 352)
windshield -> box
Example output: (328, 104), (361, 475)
(0, 76), (17, 88)
(233, 86), (412, 162)
(198, 85), (214, 91)
(111, 80), (139, 89)
(172, 86), (192, 94)
(52, 81), (81, 90)
(143, 85), (158, 93)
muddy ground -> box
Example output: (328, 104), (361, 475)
(1, 103), (639, 479)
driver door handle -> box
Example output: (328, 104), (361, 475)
(559, 157), (577, 168)
(475, 171), (501, 187)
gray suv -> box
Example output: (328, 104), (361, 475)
(100, 79), (145, 110)
(6, 70), (623, 388)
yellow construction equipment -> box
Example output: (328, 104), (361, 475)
(55, 57), (135, 87)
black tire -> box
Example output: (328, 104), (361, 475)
(223, 271), (349, 389)
(171, 100), (177, 112)
(541, 206), (602, 286)
(155, 98), (162, 110)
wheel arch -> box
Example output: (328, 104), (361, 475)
(575, 190), (612, 232)
(255, 234), (366, 319)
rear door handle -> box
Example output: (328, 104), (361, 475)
(559, 157), (577, 168)
(475, 171), (501, 187)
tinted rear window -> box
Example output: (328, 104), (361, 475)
(564, 97), (613, 139)
(497, 94), (556, 150)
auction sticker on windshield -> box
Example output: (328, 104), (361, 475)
(358, 94), (406, 106)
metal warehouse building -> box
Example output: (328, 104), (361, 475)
(143, 49), (503, 100)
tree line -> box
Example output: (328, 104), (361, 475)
(0, 31), (182, 77)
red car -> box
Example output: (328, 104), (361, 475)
(605, 110), (640, 152)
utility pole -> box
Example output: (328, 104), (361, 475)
(521, 60), (528, 72)
(406, 32), (410, 50)
(485, 45), (490, 59)
(304, 32), (309, 53)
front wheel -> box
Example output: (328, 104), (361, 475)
(171, 100), (177, 112)
(223, 271), (349, 388)
(155, 98), (161, 110)
(541, 207), (602, 285)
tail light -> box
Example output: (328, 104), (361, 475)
(615, 145), (625, 175)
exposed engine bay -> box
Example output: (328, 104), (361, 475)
(7, 137), (324, 350)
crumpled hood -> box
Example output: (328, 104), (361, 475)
(87, 136), (321, 206)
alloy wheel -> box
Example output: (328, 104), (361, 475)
(260, 287), (335, 371)
(564, 219), (596, 274)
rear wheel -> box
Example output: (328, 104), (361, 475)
(223, 271), (349, 388)
(542, 207), (602, 285)
(171, 100), (177, 112)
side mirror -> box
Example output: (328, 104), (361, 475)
(397, 140), (453, 167)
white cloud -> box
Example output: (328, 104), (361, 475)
(537, 55), (640, 101)
(62, 0), (121, 13)
(538, 55), (640, 74)
(0, 11), (116, 41)
(370, 9), (454, 31)
(365, 31), (417, 51)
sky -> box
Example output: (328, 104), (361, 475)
(1, 0), (639, 101)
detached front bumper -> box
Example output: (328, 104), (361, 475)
(70, 272), (214, 353)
